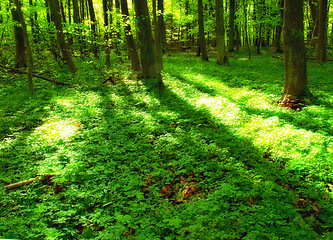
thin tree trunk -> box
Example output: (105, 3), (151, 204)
(87, 0), (98, 57)
(14, 0), (33, 94)
(316, 0), (327, 62)
(120, 0), (140, 70)
(282, 0), (309, 103)
(49, 0), (77, 74)
(103, 0), (111, 67)
(243, 0), (250, 59)
(156, 0), (164, 90)
(198, 0), (208, 60)
(275, 0), (283, 53)
(215, 0), (228, 64)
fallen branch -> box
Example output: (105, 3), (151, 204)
(0, 64), (73, 86)
(4, 176), (40, 190)
(4, 174), (54, 190)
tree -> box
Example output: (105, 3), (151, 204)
(198, 0), (208, 61)
(103, 0), (111, 67)
(316, 0), (327, 62)
(133, 0), (156, 78)
(87, 0), (98, 57)
(282, 0), (309, 103)
(49, 0), (77, 74)
(11, 0), (26, 68)
(14, 0), (33, 94)
(120, 0), (140, 70)
(274, 0), (283, 53)
(228, 0), (235, 52)
(215, 0), (228, 64)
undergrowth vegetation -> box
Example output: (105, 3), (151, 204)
(1, 49), (333, 239)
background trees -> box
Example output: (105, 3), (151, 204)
(0, 0), (332, 94)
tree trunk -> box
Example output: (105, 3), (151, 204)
(14, 0), (33, 94)
(120, 0), (140, 70)
(133, 0), (156, 78)
(198, 0), (208, 61)
(11, 1), (26, 68)
(228, 0), (235, 52)
(87, 0), (98, 57)
(243, 0), (250, 59)
(274, 0), (283, 53)
(49, 0), (77, 74)
(103, 0), (111, 67)
(282, 0), (309, 103)
(215, 0), (228, 64)
(308, 0), (319, 41)
(316, 0), (327, 62)
(156, 0), (164, 70)
(156, 0), (164, 90)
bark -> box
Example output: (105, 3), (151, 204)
(120, 0), (140, 70)
(49, 0), (77, 74)
(11, 1), (26, 68)
(243, 0), (250, 59)
(156, 0), (164, 90)
(228, 0), (235, 52)
(316, 0), (327, 62)
(87, 0), (98, 57)
(198, 0), (208, 61)
(14, 0), (34, 94)
(215, 0), (228, 65)
(274, 0), (283, 53)
(29, 0), (38, 43)
(156, 0), (164, 70)
(133, 0), (156, 78)
(282, 0), (309, 102)
(103, 0), (111, 67)
(308, 0), (319, 40)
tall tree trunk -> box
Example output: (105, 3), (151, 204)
(14, 0), (33, 94)
(316, 0), (327, 62)
(308, 0), (319, 41)
(49, 0), (77, 74)
(87, 0), (98, 57)
(228, 0), (235, 51)
(103, 0), (111, 67)
(198, 0), (208, 61)
(243, 0), (250, 59)
(120, 0), (140, 70)
(156, 0), (164, 90)
(156, 0), (164, 70)
(215, 0), (228, 64)
(11, 1), (26, 68)
(274, 0), (283, 53)
(133, 0), (156, 78)
(45, 0), (51, 22)
(282, 0), (309, 103)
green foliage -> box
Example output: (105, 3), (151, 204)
(1, 50), (333, 239)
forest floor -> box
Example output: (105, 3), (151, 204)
(1, 48), (333, 239)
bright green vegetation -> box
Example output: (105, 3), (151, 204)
(1, 50), (333, 239)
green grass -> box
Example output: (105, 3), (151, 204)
(1, 49), (333, 239)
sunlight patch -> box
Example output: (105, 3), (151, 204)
(33, 118), (79, 143)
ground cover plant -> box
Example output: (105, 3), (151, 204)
(1, 49), (333, 239)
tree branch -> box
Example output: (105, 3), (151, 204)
(0, 64), (74, 86)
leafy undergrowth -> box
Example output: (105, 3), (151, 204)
(1, 50), (333, 239)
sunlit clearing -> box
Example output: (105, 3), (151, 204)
(166, 74), (333, 171)
(34, 118), (79, 142)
